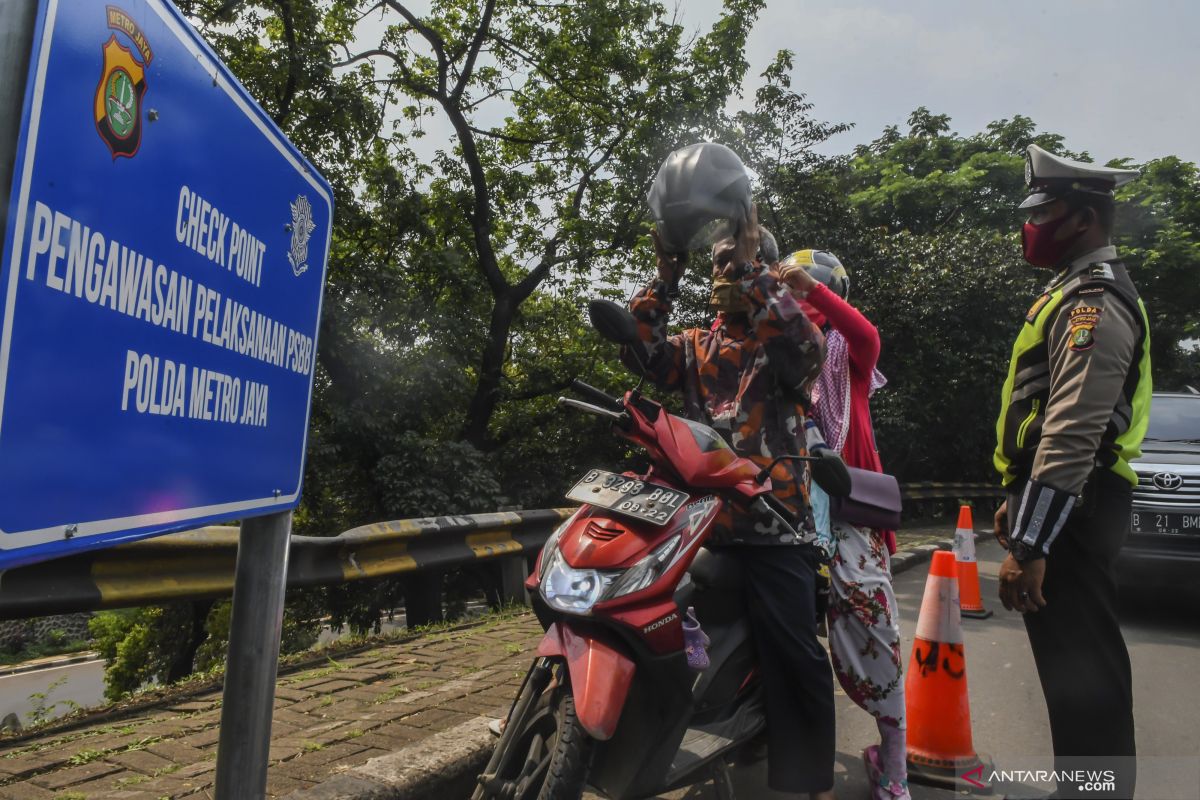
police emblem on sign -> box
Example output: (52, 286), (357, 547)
(287, 195), (316, 276)
(94, 8), (153, 159)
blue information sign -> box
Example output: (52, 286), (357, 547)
(0, 0), (331, 569)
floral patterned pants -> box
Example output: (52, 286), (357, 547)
(827, 522), (906, 728)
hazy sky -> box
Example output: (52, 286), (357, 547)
(694, 0), (1198, 164)
(357, 1), (1198, 165)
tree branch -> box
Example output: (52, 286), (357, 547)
(513, 131), (626, 301)
(381, 0), (449, 97)
(466, 124), (551, 146)
(335, 48), (437, 99)
(451, 0), (496, 103)
(271, 0), (300, 127)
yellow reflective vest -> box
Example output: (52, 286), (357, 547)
(994, 261), (1152, 488)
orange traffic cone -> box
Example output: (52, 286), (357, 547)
(905, 550), (991, 792)
(954, 505), (992, 620)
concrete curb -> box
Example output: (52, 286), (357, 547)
(890, 538), (954, 576)
(284, 716), (499, 800)
(285, 537), (955, 800)
(0, 650), (101, 677)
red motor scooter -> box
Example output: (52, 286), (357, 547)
(473, 300), (847, 800)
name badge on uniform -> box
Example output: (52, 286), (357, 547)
(1026, 293), (1052, 324)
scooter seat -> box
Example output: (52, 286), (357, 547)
(687, 548), (743, 590)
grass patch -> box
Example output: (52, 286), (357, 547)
(373, 686), (410, 704)
(67, 748), (108, 765)
(0, 640), (92, 667)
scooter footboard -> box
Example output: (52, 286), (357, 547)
(537, 621), (634, 741)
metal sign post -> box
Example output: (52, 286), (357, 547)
(215, 510), (293, 798)
(0, 1), (37, 248)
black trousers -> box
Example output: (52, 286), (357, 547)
(1010, 472), (1137, 799)
(721, 545), (836, 793)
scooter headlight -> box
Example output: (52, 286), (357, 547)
(602, 534), (681, 600)
(536, 517), (573, 582)
(540, 548), (616, 614)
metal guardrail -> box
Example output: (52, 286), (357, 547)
(901, 482), (1005, 501)
(0, 509), (573, 622)
(0, 483), (1002, 621)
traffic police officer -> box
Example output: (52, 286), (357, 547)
(993, 144), (1150, 799)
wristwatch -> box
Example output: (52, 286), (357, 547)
(1009, 539), (1044, 563)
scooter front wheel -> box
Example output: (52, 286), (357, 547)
(474, 671), (591, 800)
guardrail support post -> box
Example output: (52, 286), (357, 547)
(497, 556), (530, 607)
(214, 511), (292, 800)
(403, 570), (443, 629)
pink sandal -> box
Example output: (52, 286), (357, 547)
(863, 744), (911, 800)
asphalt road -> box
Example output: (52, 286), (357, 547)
(0, 656), (105, 730)
(647, 536), (1200, 800)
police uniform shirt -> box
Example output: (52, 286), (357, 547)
(1033, 245), (1139, 494)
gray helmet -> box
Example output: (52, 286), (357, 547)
(647, 143), (753, 253)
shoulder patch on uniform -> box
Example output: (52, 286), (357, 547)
(1089, 262), (1115, 280)
(1026, 293), (1052, 324)
(1067, 304), (1102, 351)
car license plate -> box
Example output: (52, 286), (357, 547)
(1131, 510), (1200, 535)
(566, 469), (688, 526)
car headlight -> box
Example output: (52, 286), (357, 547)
(540, 547), (615, 614)
(602, 534), (681, 600)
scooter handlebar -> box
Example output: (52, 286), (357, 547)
(570, 379), (623, 412)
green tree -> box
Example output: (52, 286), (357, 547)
(342, 0), (769, 449)
(764, 109), (1200, 481)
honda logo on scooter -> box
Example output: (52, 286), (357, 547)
(643, 612), (679, 634)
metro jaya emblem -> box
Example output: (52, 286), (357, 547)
(95, 6), (153, 159)
(95, 36), (147, 159)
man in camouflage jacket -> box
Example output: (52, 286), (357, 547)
(622, 208), (837, 797)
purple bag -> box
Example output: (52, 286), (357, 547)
(829, 466), (902, 530)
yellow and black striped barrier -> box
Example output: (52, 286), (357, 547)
(0, 485), (1000, 621)
(0, 509), (574, 621)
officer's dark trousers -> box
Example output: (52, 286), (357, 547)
(725, 545), (836, 793)
(1011, 472), (1137, 799)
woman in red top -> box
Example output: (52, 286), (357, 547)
(780, 250), (909, 800)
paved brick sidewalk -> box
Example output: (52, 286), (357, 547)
(0, 523), (961, 800)
(0, 613), (544, 799)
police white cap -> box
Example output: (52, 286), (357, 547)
(1020, 144), (1140, 210)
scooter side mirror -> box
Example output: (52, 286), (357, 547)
(588, 299), (640, 346)
(811, 450), (853, 498)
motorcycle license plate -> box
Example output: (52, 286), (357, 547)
(566, 469), (688, 526)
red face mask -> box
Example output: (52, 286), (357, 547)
(1022, 209), (1085, 268)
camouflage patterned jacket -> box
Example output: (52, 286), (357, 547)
(625, 269), (825, 546)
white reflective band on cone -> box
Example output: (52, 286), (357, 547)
(914, 574), (964, 644)
(953, 527), (977, 563)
